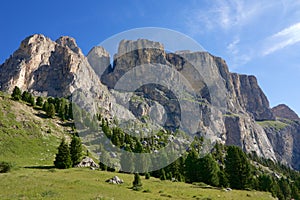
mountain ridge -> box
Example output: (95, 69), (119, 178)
(1, 34), (300, 169)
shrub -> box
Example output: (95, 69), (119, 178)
(145, 172), (150, 179)
(0, 162), (12, 173)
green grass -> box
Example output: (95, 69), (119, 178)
(0, 94), (67, 166)
(256, 120), (288, 131)
(0, 168), (274, 200)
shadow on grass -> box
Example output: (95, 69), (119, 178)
(34, 112), (49, 119)
(57, 121), (75, 127)
(24, 165), (55, 169)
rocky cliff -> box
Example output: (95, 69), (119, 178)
(0, 34), (112, 115)
(99, 39), (277, 162)
(1, 35), (300, 169)
(272, 104), (299, 120)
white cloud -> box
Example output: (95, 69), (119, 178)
(263, 22), (300, 56)
(184, 0), (267, 33)
(227, 38), (240, 54)
(226, 37), (252, 69)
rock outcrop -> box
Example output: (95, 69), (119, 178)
(76, 156), (99, 168)
(0, 34), (112, 115)
(105, 176), (124, 184)
(263, 120), (300, 168)
(98, 39), (278, 163)
(272, 104), (299, 120)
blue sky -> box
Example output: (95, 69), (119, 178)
(1, 0), (300, 115)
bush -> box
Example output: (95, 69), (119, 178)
(145, 172), (150, 179)
(0, 162), (12, 173)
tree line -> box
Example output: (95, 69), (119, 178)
(12, 86), (73, 120)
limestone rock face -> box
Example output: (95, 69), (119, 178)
(0, 34), (112, 115)
(99, 39), (277, 162)
(230, 74), (275, 121)
(0, 34), (56, 93)
(272, 104), (299, 120)
(264, 120), (300, 168)
(87, 46), (111, 79)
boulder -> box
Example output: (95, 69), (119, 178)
(75, 156), (99, 168)
(105, 176), (124, 184)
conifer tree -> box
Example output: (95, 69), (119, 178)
(257, 174), (273, 192)
(21, 91), (30, 102)
(225, 146), (252, 189)
(198, 154), (220, 186)
(185, 148), (200, 183)
(12, 86), (21, 101)
(132, 173), (142, 190)
(160, 168), (167, 180)
(29, 94), (35, 106)
(54, 138), (72, 169)
(70, 136), (83, 167)
(42, 101), (49, 112)
(46, 103), (56, 118)
(36, 96), (43, 107)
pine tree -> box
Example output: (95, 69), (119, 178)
(58, 98), (67, 120)
(218, 169), (229, 187)
(67, 103), (73, 119)
(225, 146), (252, 189)
(70, 136), (83, 167)
(185, 148), (200, 183)
(42, 101), (49, 112)
(132, 173), (142, 190)
(46, 103), (56, 118)
(54, 138), (72, 169)
(278, 178), (291, 200)
(21, 91), (30, 102)
(12, 86), (21, 101)
(29, 94), (35, 106)
(160, 168), (167, 180)
(257, 174), (273, 192)
(36, 96), (43, 107)
(198, 154), (220, 186)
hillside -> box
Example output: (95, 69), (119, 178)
(0, 92), (276, 199)
(0, 91), (71, 166)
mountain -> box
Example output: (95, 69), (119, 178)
(1, 34), (300, 170)
(272, 104), (299, 120)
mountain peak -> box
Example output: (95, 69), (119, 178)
(272, 104), (299, 120)
(117, 39), (164, 55)
(56, 36), (81, 54)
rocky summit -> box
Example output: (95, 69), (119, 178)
(1, 34), (300, 170)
